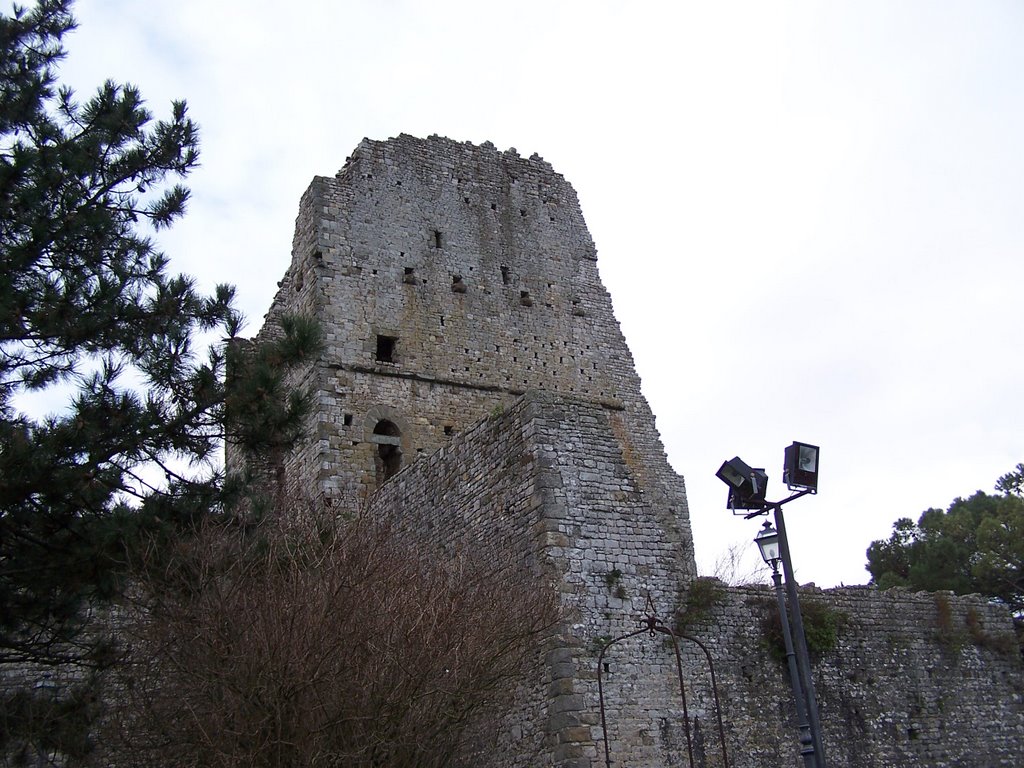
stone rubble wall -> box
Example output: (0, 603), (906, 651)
(678, 584), (1024, 768)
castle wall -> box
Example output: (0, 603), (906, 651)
(235, 134), (1023, 767)
(683, 584), (1024, 768)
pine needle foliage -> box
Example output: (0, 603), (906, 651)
(866, 464), (1024, 650)
(0, 0), (318, 670)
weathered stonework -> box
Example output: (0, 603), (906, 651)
(236, 134), (1023, 767)
(365, 390), (694, 768)
(242, 134), (689, 549)
(687, 585), (1023, 767)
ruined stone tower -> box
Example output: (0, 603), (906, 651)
(236, 133), (699, 766)
(238, 135), (1024, 768)
(250, 133), (692, 556)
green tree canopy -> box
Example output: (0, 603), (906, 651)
(866, 466), (1024, 620)
(0, 0), (317, 669)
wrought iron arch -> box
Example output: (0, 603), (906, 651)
(596, 595), (729, 768)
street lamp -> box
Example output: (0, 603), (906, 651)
(716, 443), (827, 768)
(754, 521), (816, 767)
(753, 520), (781, 566)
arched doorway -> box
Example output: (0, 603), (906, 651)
(372, 419), (402, 486)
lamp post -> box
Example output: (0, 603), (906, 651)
(716, 442), (827, 768)
(755, 521), (816, 768)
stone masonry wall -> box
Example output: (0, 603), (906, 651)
(675, 583), (1024, 768)
(364, 393), (550, 766)
(366, 389), (697, 768)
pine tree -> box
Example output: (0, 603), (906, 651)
(0, 0), (317, 669)
(866, 469), (1024, 622)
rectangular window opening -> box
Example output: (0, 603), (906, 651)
(375, 335), (397, 363)
(433, 230), (443, 249)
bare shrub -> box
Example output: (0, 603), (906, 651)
(708, 540), (767, 586)
(99, 511), (559, 767)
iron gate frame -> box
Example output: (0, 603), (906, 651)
(596, 596), (730, 768)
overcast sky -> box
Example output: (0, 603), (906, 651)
(57, 0), (1024, 588)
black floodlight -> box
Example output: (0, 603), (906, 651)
(716, 457), (769, 511)
(753, 520), (781, 567)
(783, 441), (820, 492)
(717, 456), (752, 490)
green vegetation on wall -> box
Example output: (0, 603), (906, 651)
(761, 598), (846, 661)
(674, 576), (727, 634)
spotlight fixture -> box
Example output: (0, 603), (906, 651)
(716, 457), (768, 511)
(783, 442), (820, 492)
